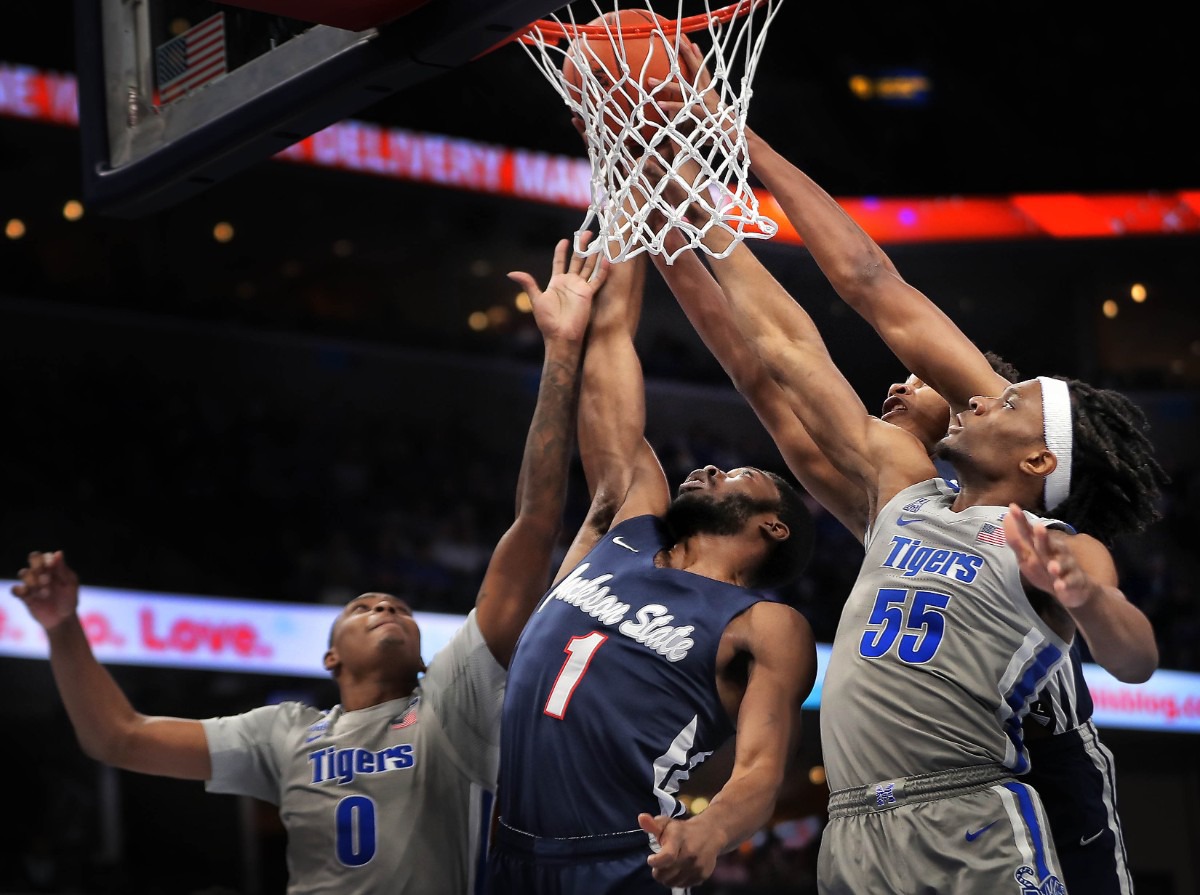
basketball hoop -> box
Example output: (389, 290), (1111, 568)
(519, 1), (783, 263)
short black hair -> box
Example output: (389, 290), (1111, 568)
(749, 471), (815, 590)
(984, 350), (1021, 384)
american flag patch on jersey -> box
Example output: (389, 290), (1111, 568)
(976, 521), (1007, 546)
(390, 696), (420, 729)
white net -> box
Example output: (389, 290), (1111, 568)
(520, 0), (783, 262)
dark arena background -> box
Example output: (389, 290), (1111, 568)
(1, 2), (1197, 893)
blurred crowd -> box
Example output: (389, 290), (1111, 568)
(3, 310), (1196, 673)
(1, 302), (1197, 895)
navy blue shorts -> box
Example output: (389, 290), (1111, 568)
(487, 820), (679, 895)
(1024, 720), (1134, 895)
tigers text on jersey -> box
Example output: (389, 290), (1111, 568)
(497, 514), (779, 838)
(821, 479), (1072, 792)
(201, 610), (504, 895)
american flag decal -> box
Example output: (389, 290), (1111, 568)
(976, 521), (1007, 547)
(390, 696), (420, 729)
(155, 13), (227, 104)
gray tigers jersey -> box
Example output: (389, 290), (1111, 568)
(821, 479), (1072, 792)
(201, 610), (504, 895)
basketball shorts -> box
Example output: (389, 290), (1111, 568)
(817, 764), (1068, 895)
(488, 818), (687, 895)
(1025, 720), (1134, 895)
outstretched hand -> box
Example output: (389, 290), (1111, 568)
(508, 231), (609, 344)
(12, 550), (80, 631)
(1003, 503), (1097, 610)
(646, 40), (735, 142)
(638, 812), (722, 889)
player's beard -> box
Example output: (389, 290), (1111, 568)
(664, 491), (770, 541)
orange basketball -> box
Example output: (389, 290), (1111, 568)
(562, 9), (679, 141)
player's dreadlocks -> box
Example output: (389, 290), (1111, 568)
(1050, 378), (1169, 546)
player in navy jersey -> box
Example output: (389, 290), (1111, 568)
(10, 235), (608, 895)
(488, 250), (818, 895)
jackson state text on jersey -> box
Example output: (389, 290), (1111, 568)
(538, 563), (696, 661)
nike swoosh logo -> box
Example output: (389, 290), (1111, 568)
(965, 821), (999, 842)
(896, 517), (920, 526)
(612, 536), (639, 553)
(1080, 830), (1104, 846)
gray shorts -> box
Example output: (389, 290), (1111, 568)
(818, 764), (1068, 895)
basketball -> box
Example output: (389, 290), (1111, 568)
(562, 9), (679, 141)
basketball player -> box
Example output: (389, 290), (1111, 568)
(10, 236), (608, 895)
(487, 251), (819, 894)
(736, 139), (1164, 889)
(654, 232), (1152, 894)
(654, 44), (1165, 891)
(668, 204), (1160, 895)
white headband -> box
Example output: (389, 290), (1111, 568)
(1038, 376), (1073, 511)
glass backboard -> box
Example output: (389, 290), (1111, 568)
(76, 0), (562, 216)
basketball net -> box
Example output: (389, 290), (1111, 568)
(520, 1), (782, 263)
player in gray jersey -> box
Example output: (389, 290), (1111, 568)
(711, 103), (1164, 895)
(647, 50), (1166, 894)
(653, 216), (1146, 892)
(10, 235), (609, 895)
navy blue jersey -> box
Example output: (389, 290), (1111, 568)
(1025, 645), (1134, 894)
(497, 514), (776, 838)
(1025, 641), (1093, 734)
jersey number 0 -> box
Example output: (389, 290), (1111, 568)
(336, 795), (377, 866)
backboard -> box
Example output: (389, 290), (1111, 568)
(76, 0), (563, 217)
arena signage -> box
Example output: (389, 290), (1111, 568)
(4, 62), (1198, 243)
(2, 583), (1196, 733)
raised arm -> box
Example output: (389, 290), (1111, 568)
(1004, 506), (1158, 682)
(475, 236), (607, 667)
(683, 200), (933, 517)
(672, 41), (1007, 413)
(556, 250), (671, 576)
(737, 95), (1161, 680)
(650, 232), (871, 540)
(744, 130), (1005, 412)
(12, 550), (212, 779)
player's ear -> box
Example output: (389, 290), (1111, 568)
(1021, 447), (1057, 481)
(323, 648), (339, 675)
(760, 517), (790, 544)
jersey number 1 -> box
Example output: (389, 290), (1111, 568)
(544, 631), (608, 719)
